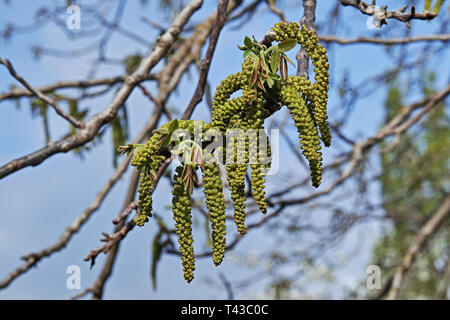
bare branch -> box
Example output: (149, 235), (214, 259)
(181, 0), (230, 120)
(296, 0), (316, 79)
(386, 195), (450, 300)
(0, 103), (165, 290)
(0, 58), (84, 128)
(339, 0), (438, 27)
(265, 0), (286, 22)
(319, 34), (450, 45)
(0, 0), (203, 180)
(0, 75), (155, 102)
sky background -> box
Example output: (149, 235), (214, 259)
(0, 0), (449, 299)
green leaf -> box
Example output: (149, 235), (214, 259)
(153, 127), (169, 135)
(123, 54), (142, 74)
(167, 119), (179, 133)
(244, 36), (253, 49)
(243, 49), (251, 58)
(278, 38), (297, 52)
(270, 49), (281, 73)
(252, 55), (260, 70)
(268, 72), (281, 79)
(267, 76), (274, 88)
(265, 45), (278, 54)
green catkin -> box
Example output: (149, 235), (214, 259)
(172, 166), (196, 282)
(251, 161), (267, 214)
(201, 154), (227, 266)
(135, 168), (153, 226)
(280, 84), (323, 187)
(132, 133), (166, 226)
(225, 91), (266, 233)
(227, 162), (247, 235)
(243, 94), (268, 214)
(272, 22), (331, 146)
(128, 21), (331, 282)
(299, 26), (331, 146)
(250, 127), (270, 214)
(226, 129), (248, 235)
(241, 55), (258, 104)
(211, 97), (246, 133)
(212, 72), (244, 110)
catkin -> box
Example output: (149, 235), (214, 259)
(129, 21), (331, 282)
(172, 166), (196, 282)
(201, 154), (227, 266)
(132, 133), (166, 226)
(280, 84), (323, 187)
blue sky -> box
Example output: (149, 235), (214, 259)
(0, 0), (449, 299)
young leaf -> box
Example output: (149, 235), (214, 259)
(268, 72), (281, 80)
(267, 76), (274, 88)
(154, 127), (169, 135)
(265, 45), (278, 55)
(123, 54), (142, 74)
(244, 36), (253, 49)
(270, 49), (281, 73)
(166, 119), (179, 134)
(160, 119), (179, 147)
(278, 38), (297, 52)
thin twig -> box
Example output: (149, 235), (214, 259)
(319, 34), (450, 45)
(0, 75), (155, 102)
(339, 0), (438, 27)
(296, 0), (316, 79)
(181, 0), (230, 120)
(0, 104), (164, 290)
(0, 0), (203, 180)
(0, 58), (84, 128)
(385, 195), (450, 300)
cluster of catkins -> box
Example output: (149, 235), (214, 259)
(129, 22), (330, 282)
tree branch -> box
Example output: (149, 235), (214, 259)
(339, 0), (438, 27)
(0, 58), (84, 128)
(181, 0), (230, 120)
(319, 34), (450, 45)
(0, 102), (164, 290)
(0, 75), (156, 102)
(385, 194), (450, 300)
(296, 0), (316, 79)
(0, 0), (203, 181)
